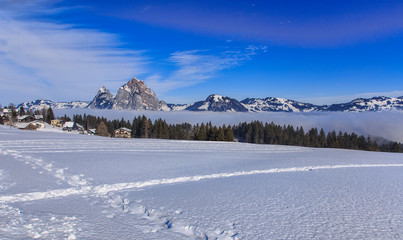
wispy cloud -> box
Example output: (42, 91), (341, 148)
(0, 0), (148, 104)
(147, 45), (267, 93)
(0, 1), (267, 105)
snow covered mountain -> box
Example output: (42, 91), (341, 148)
(113, 78), (160, 110)
(241, 97), (317, 112)
(321, 96), (403, 112)
(185, 94), (248, 112)
(86, 86), (115, 109)
(16, 77), (403, 112)
(17, 99), (89, 111)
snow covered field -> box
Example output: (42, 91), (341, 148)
(1, 126), (403, 239)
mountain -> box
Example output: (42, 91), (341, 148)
(241, 97), (317, 112)
(16, 76), (403, 112)
(321, 96), (403, 112)
(17, 99), (89, 111)
(87, 86), (115, 109)
(185, 94), (248, 112)
(113, 78), (160, 110)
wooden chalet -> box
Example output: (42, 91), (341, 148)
(114, 127), (132, 138)
(17, 122), (37, 131)
(17, 115), (35, 123)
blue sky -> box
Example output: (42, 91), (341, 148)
(1, 0), (403, 105)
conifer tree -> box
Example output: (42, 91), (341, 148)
(19, 106), (25, 116)
(224, 125), (234, 142)
(216, 126), (225, 141)
(140, 115), (149, 138)
(96, 121), (110, 137)
(46, 107), (55, 123)
(197, 123), (207, 140)
(319, 128), (327, 147)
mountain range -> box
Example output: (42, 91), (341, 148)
(17, 78), (403, 112)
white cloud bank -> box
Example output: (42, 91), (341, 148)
(0, 2), (147, 104)
(55, 109), (403, 143)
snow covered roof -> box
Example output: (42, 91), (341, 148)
(116, 127), (132, 132)
(15, 122), (37, 129)
(17, 115), (31, 120)
(34, 115), (44, 119)
(63, 121), (75, 128)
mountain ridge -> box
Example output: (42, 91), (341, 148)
(16, 78), (403, 112)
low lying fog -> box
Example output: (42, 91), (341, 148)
(55, 109), (403, 143)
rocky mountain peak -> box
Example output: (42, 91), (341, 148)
(113, 78), (160, 110)
(87, 86), (115, 109)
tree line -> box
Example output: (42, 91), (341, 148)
(71, 113), (402, 153)
(72, 114), (234, 141)
(232, 121), (401, 152)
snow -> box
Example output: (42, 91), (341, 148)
(212, 94), (224, 102)
(63, 122), (75, 128)
(99, 86), (108, 93)
(198, 102), (210, 110)
(0, 127), (402, 239)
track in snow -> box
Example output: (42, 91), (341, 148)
(2, 163), (402, 203)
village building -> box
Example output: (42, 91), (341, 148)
(63, 121), (85, 132)
(34, 115), (44, 121)
(51, 119), (64, 127)
(2, 108), (16, 124)
(114, 127), (132, 138)
(16, 122), (37, 131)
(87, 129), (96, 135)
(2, 108), (13, 116)
(17, 115), (35, 123)
(31, 120), (45, 129)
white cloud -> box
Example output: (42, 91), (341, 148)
(0, 3), (148, 104)
(147, 45), (267, 94)
(0, 0), (266, 105)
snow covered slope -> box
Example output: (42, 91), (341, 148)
(322, 96), (403, 112)
(241, 97), (317, 112)
(185, 94), (248, 112)
(17, 94), (403, 112)
(17, 99), (89, 111)
(1, 127), (402, 239)
(86, 86), (115, 109)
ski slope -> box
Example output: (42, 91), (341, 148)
(1, 126), (402, 239)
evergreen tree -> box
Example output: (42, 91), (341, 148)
(96, 121), (110, 137)
(140, 115), (149, 138)
(46, 107), (55, 123)
(197, 123), (207, 140)
(216, 126), (225, 141)
(392, 142), (400, 152)
(19, 106), (25, 116)
(11, 107), (17, 123)
(224, 125), (234, 142)
(319, 128), (327, 147)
